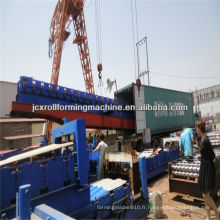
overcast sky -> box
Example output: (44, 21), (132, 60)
(1, 0), (220, 114)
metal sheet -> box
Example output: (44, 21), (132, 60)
(91, 178), (127, 191)
(0, 142), (72, 167)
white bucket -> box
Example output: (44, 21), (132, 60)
(152, 190), (163, 219)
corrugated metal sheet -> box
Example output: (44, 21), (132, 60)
(90, 178), (127, 201)
(144, 85), (194, 133)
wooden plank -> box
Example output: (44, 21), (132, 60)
(170, 192), (204, 201)
(170, 177), (198, 184)
(0, 142), (73, 167)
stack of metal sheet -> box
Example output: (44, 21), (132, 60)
(90, 178), (127, 202)
(170, 158), (200, 179)
(207, 131), (220, 147)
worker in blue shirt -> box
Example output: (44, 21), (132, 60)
(179, 127), (194, 156)
(92, 134), (98, 149)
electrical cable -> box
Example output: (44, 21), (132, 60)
(134, 0), (139, 42)
(130, 0), (137, 80)
(84, 0), (93, 8)
(150, 179), (207, 220)
(150, 72), (220, 79)
(161, 192), (206, 219)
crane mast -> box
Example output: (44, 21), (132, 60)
(45, 0), (94, 143)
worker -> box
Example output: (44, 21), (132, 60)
(93, 133), (108, 180)
(93, 133), (107, 152)
(196, 119), (219, 220)
(213, 124), (216, 131)
(92, 134), (97, 149)
(87, 139), (93, 152)
(179, 127), (194, 156)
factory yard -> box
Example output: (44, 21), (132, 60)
(147, 172), (220, 220)
(146, 123), (220, 220)
(1, 0), (220, 219)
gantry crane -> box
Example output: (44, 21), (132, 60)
(45, 0), (95, 143)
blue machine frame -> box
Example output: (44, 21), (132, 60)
(16, 76), (133, 119)
(0, 119), (150, 219)
(0, 119), (90, 219)
(52, 118), (88, 186)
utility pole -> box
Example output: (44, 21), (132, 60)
(195, 87), (200, 112)
(136, 36), (150, 86)
(211, 104), (214, 117)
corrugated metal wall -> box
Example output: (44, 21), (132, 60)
(32, 122), (59, 144)
(144, 86), (194, 133)
(0, 81), (17, 117)
(0, 122), (32, 150)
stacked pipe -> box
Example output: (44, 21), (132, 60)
(170, 158), (200, 178)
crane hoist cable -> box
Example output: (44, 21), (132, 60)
(95, 0), (102, 65)
(95, 0), (107, 96)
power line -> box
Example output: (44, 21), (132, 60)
(134, 0), (139, 42)
(150, 71), (220, 79)
(130, 0), (137, 80)
(84, 0), (93, 8)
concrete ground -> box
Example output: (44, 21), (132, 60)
(146, 172), (220, 220)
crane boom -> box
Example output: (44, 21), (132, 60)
(49, 0), (94, 92)
(73, 10), (94, 94)
(45, 0), (94, 143)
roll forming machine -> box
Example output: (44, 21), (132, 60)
(0, 119), (149, 219)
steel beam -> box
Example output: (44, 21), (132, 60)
(9, 102), (135, 130)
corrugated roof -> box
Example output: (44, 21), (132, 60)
(0, 80), (17, 85)
(90, 178), (127, 201)
(0, 118), (46, 123)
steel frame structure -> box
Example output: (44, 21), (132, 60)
(193, 84), (220, 106)
(49, 0), (94, 93)
(9, 102), (135, 130)
(47, 0), (95, 143)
